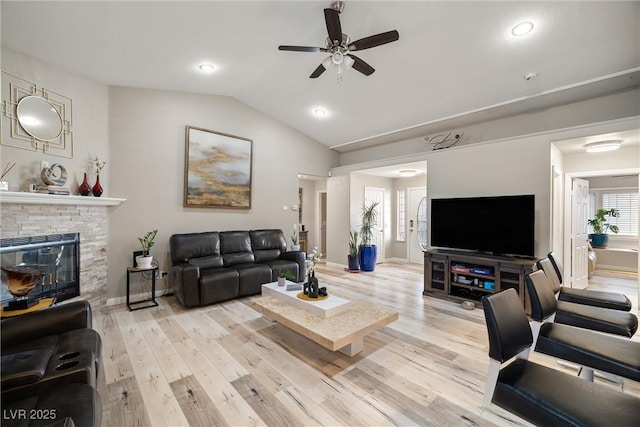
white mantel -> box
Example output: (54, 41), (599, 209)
(0, 191), (125, 206)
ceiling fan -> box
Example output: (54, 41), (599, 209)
(278, 1), (399, 79)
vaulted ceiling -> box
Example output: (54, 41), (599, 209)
(2, 1), (639, 153)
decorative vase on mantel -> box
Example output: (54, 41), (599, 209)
(91, 175), (103, 197)
(78, 172), (91, 196)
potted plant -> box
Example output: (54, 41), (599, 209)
(359, 201), (379, 271)
(276, 267), (295, 286)
(290, 231), (300, 251)
(587, 208), (620, 248)
(348, 229), (360, 271)
(136, 229), (158, 268)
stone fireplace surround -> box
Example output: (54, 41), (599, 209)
(0, 192), (125, 307)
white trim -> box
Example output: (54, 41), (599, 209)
(0, 191), (125, 206)
(106, 288), (166, 306)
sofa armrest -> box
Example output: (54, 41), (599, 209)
(170, 264), (201, 308)
(280, 251), (307, 281)
(1, 301), (92, 347)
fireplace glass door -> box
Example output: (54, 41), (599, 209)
(1, 233), (80, 306)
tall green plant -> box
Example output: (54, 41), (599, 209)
(349, 230), (359, 257)
(587, 208), (620, 235)
(360, 201), (380, 246)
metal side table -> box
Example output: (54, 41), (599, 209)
(126, 265), (159, 311)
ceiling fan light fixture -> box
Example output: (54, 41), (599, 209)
(511, 21), (534, 36)
(584, 140), (622, 153)
(399, 170), (417, 177)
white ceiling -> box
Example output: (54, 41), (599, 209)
(2, 1), (639, 153)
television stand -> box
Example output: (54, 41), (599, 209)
(423, 248), (537, 311)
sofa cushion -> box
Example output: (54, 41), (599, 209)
(221, 231), (255, 266)
(188, 255), (223, 269)
(234, 264), (273, 296)
(170, 232), (220, 263)
(250, 229), (286, 262)
(1, 335), (57, 389)
(199, 268), (240, 305)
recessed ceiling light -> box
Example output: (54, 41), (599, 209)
(198, 63), (216, 73)
(312, 107), (328, 118)
(399, 170), (417, 177)
(584, 140), (622, 153)
(511, 21), (534, 36)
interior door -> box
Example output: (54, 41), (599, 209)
(571, 178), (589, 289)
(408, 187), (427, 264)
(364, 187), (385, 263)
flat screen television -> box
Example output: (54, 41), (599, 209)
(430, 195), (535, 257)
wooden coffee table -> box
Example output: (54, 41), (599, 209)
(252, 282), (398, 357)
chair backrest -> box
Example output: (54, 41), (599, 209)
(525, 270), (559, 322)
(547, 251), (564, 284)
(482, 289), (533, 362)
(536, 258), (561, 294)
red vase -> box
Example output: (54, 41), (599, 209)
(91, 175), (103, 197)
(78, 172), (91, 196)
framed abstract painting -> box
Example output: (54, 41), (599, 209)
(184, 126), (252, 209)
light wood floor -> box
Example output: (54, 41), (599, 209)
(93, 263), (640, 427)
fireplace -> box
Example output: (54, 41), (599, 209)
(1, 233), (80, 305)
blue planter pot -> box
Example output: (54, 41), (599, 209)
(359, 245), (377, 272)
(589, 234), (609, 248)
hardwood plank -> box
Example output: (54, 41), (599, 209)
(231, 374), (303, 426)
(103, 375), (152, 427)
(169, 375), (227, 427)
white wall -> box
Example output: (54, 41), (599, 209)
(326, 175), (350, 267)
(107, 86), (339, 299)
(0, 47), (109, 192)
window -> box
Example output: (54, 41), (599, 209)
(397, 190), (406, 241)
(602, 192), (638, 236)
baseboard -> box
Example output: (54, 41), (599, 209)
(326, 261), (346, 269)
(385, 257), (408, 264)
(595, 264), (638, 273)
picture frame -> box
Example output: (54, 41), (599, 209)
(184, 125), (253, 209)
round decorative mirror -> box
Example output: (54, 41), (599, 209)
(16, 95), (63, 142)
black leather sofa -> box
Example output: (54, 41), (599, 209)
(1, 300), (103, 426)
(170, 229), (306, 308)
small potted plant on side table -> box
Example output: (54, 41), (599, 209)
(587, 208), (620, 248)
(136, 229), (158, 268)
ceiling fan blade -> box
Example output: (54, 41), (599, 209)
(309, 64), (327, 79)
(278, 45), (327, 53)
(349, 30), (399, 51)
(324, 8), (343, 43)
(347, 54), (375, 76)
